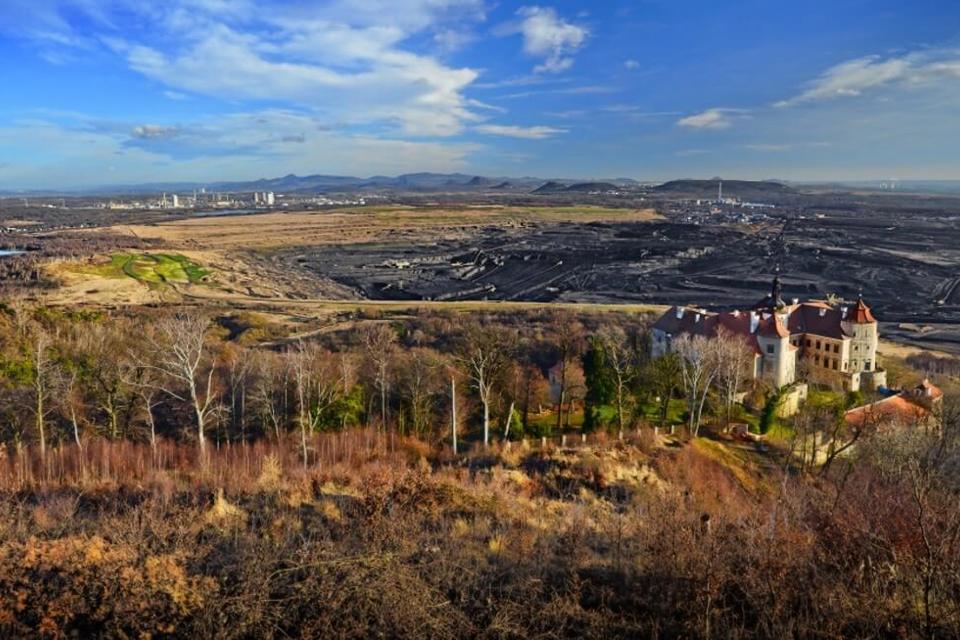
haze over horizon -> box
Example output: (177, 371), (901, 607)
(1, 0), (958, 190)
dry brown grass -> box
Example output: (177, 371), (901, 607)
(0, 431), (957, 638)
(114, 206), (661, 251)
(40, 204), (669, 310)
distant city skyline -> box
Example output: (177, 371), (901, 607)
(0, 0), (958, 189)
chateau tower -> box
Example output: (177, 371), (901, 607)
(841, 294), (880, 377)
(756, 313), (795, 388)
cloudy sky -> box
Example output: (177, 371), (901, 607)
(0, 0), (958, 188)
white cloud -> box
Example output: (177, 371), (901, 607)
(602, 106), (680, 118)
(501, 84), (615, 100)
(776, 51), (960, 107)
(475, 124), (566, 139)
(131, 124), (181, 140)
(677, 108), (746, 130)
(624, 59), (640, 70)
(5, 0), (487, 137)
(433, 28), (475, 52)
(516, 6), (588, 74)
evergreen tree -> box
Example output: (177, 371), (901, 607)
(582, 336), (615, 432)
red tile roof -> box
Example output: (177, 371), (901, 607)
(786, 303), (849, 339)
(844, 297), (877, 324)
(844, 394), (930, 429)
(652, 307), (763, 355)
(758, 314), (789, 338)
(654, 297), (868, 345)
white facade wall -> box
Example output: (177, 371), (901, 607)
(757, 334), (795, 389)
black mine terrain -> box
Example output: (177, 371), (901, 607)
(5, 178), (960, 351)
(275, 185), (960, 350)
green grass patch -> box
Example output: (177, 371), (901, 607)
(636, 398), (686, 425)
(764, 421), (795, 442)
(76, 254), (132, 279)
(75, 253), (211, 287)
(806, 389), (845, 409)
(526, 408), (585, 435)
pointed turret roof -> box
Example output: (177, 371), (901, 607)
(844, 295), (876, 324)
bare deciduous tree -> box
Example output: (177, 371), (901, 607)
(402, 348), (439, 438)
(30, 329), (55, 460)
(674, 334), (720, 437)
(291, 341), (342, 465)
(597, 326), (637, 436)
(460, 324), (511, 447)
(713, 328), (753, 429)
(75, 322), (138, 440)
(253, 352), (287, 442)
(362, 324), (396, 433)
(140, 313), (219, 453)
(550, 313), (584, 435)
(224, 342), (254, 442)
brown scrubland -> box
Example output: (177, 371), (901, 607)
(0, 300), (957, 638)
(1, 428), (959, 638)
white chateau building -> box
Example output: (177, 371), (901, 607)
(652, 277), (887, 393)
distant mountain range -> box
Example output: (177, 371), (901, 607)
(3, 173), (960, 198)
(0, 173), (647, 197)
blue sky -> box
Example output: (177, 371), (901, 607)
(0, 0), (958, 188)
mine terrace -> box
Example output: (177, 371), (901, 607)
(3, 178), (960, 352)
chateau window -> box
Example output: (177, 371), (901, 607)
(805, 339), (811, 347)
(833, 344), (839, 353)
(864, 360), (871, 371)
(832, 360), (838, 370)
(816, 340), (822, 350)
(814, 356), (820, 365)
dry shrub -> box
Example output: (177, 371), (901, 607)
(496, 441), (525, 467)
(30, 494), (77, 532)
(0, 431), (956, 638)
(0, 536), (215, 637)
(451, 517), (470, 538)
(256, 454), (283, 492)
(319, 499), (342, 522)
(398, 437), (432, 464)
(204, 489), (247, 528)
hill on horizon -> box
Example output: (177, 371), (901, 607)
(652, 179), (797, 200)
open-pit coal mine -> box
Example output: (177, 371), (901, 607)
(259, 188), (960, 351)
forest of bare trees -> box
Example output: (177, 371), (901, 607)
(0, 306), (636, 454)
(0, 302), (958, 637)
